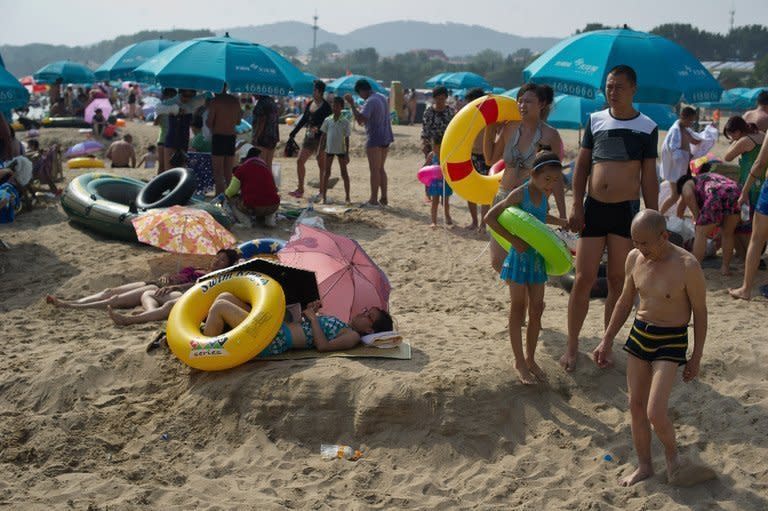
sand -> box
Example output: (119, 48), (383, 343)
(1, 120), (767, 510)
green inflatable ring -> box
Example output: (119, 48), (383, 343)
(489, 207), (573, 276)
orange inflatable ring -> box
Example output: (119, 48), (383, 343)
(440, 95), (521, 205)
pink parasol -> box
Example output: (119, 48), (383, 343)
(84, 98), (112, 123)
(277, 224), (391, 322)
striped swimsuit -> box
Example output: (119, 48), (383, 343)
(623, 318), (688, 365)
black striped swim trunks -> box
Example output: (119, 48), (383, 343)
(623, 318), (688, 365)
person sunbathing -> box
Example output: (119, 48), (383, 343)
(202, 295), (393, 355)
(46, 249), (239, 324)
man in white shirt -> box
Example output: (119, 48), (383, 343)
(659, 107), (701, 214)
(318, 97), (352, 204)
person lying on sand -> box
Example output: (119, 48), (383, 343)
(202, 297), (393, 356)
(592, 210), (715, 487)
(47, 249), (239, 325)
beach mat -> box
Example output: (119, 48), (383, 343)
(257, 342), (412, 361)
(146, 330), (411, 360)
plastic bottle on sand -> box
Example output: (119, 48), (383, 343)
(321, 444), (362, 461)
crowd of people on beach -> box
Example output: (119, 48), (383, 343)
(4, 60), (768, 489)
(404, 65), (765, 487)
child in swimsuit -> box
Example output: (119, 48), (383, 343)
(484, 151), (568, 384)
(425, 135), (453, 228)
(137, 145), (159, 169)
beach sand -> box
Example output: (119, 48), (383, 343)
(1, 121), (766, 510)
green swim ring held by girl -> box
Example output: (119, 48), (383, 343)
(484, 151), (568, 385)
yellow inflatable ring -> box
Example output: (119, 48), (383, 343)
(489, 207), (573, 276)
(167, 271), (286, 371)
(440, 95), (521, 205)
(68, 157), (105, 169)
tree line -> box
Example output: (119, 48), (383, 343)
(288, 44), (533, 91)
(288, 23), (768, 90)
(0, 30), (214, 77)
(2, 23), (765, 89)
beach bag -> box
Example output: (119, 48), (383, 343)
(283, 137), (299, 158)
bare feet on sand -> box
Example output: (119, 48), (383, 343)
(720, 266), (732, 276)
(526, 359), (548, 382)
(107, 305), (132, 326)
(728, 287), (751, 301)
(667, 457), (717, 487)
(515, 362), (537, 385)
(559, 350), (578, 372)
(620, 465), (654, 486)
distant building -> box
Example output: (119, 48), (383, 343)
(702, 61), (755, 77)
(409, 49), (449, 62)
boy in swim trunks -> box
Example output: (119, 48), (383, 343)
(564, 65), (659, 372)
(206, 85), (242, 194)
(593, 210), (715, 488)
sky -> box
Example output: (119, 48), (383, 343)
(2, 0), (766, 46)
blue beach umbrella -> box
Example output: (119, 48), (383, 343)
(34, 60), (95, 84)
(0, 67), (30, 110)
(441, 72), (490, 91)
(524, 27), (722, 104)
(326, 74), (387, 96)
(695, 88), (752, 111)
(95, 39), (177, 81)
(133, 34), (308, 95)
(740, 87), (767, 106)
(548, 94), (605, 129)
(551, 94), (676, 130)
(425, 72), (453, 88)
(499, 88), (600, 129)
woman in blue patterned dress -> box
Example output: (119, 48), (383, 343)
(484, 151), (568, 384)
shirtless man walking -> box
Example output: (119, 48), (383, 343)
(743, 90), (768, 132)
(207, 85), (242, 194)
(563, 65), (659, 371)
(593, 210), (715, 487)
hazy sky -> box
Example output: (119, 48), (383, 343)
(2, 0), (766, 46)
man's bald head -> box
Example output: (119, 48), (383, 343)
(630, 210), (669, 259)
(632, 210), (666, 236)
